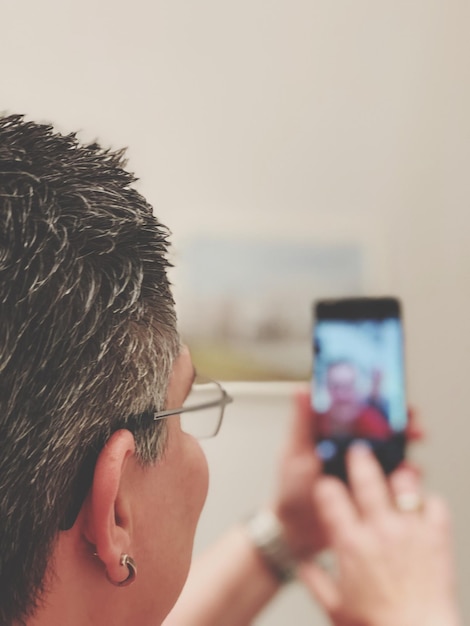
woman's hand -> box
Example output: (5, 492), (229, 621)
(299, 445), (461, 626)
(270, 390), (326, 559)
(270, 395), (424, 561)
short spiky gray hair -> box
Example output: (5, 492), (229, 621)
(0, 114), (179, 625)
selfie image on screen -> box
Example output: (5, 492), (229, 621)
(313, 317), (406, 463)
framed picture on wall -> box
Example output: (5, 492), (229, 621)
(171, 216), (391, 381)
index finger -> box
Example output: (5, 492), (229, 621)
(346, 444), (393, 521)
(312, 476), (361, 543)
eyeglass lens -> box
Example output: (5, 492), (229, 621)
(179, 381), (225, 438)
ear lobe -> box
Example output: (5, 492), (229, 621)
(83, 429), (136, 584)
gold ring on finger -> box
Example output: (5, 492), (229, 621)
(394, 492), (424, 513)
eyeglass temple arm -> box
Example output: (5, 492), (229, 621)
(153, 390), (233, 422)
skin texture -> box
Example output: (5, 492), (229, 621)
(273, 391), (327, 558)
(164, 391), (460, 626)
(164, 390), (325, 626)
(299, 445), (461, 626)
(28, 383), (460, 626)
(29, 347), (209, 626)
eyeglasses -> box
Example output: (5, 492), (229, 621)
(60, 374), (232, 530)
(151, 375), (233, 439)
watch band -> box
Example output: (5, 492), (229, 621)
(245, 509), (296, 584)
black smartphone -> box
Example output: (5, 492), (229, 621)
(312, 297), (407, 480)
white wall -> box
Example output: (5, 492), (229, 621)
(2, 1), (469, 623)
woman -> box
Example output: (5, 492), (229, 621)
(0, 114), (460, 626)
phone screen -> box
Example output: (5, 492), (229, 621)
(313, 297), (407, 479)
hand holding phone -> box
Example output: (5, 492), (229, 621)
(312, 297), (407, 480)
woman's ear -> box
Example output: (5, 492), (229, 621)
(82, 429), (136, 585)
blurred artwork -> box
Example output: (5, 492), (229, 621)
(175, 237), (365, 381)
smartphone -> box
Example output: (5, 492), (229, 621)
(312, 297), (407, 480)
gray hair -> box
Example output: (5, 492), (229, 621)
(0, 115), (179, 624)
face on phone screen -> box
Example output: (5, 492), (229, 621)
(313, 304), (407, 477)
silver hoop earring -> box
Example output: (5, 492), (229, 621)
(107, 554), (137, 587)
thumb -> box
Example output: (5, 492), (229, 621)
(286, 388), (316, 455)
(298, 560), (341, 617)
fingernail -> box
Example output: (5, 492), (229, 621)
(349, 441), (372, 456)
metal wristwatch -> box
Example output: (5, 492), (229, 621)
(245, 509), (296, 584)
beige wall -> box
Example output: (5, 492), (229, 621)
(2, 1), (469, 622)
